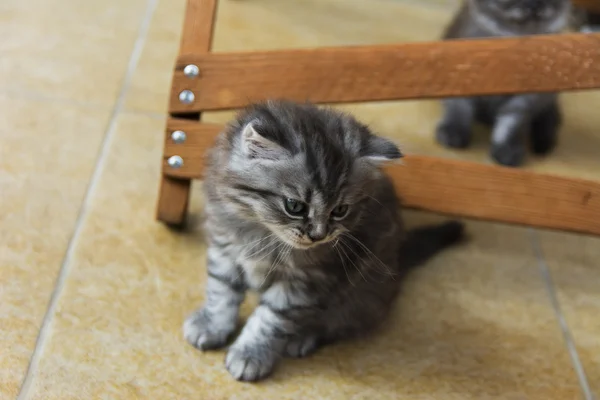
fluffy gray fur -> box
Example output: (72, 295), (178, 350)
(437, 0), (571, 166)
(184, 100), (464, 381)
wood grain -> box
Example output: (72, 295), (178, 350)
(156, 0), (217, 225)
(162, 119), (220, 179)
(384, 158), (600, 237)
(162, 119), (600, 236)
(179, 0), (218, 54)
(169, 33), (600, 113)
(156, 177), (192, 226)
(573, 0), (600, 13)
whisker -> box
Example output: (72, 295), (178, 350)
(342, 232), (396, 279)
(337, 238), (367, 283)
(245, 233), (276, 258)
(332, 240), (355, 287)
(259, 243), (290, 288)
(257, 240), (285, 265)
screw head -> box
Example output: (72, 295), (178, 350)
(171, 130), (187, 144)
(183, 64), (199, 78)
(167, 155), (184, 169)
(179, 90), (195, 104)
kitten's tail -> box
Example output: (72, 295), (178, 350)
(399, 221), (465, 270)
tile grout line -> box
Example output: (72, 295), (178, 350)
(528, 229), (595, 400)
(16, 0), (159, 397)
(0, 88), (169, 121)
(0, 87), (106, 109)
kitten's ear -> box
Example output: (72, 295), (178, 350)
(241, 122), (287, 160)
(361, 136), (403, 164)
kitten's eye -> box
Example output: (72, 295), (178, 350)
(284, 198), (307, 217)
(331, 204), (349, 219)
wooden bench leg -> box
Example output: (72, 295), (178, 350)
(156, 0), (217, 227)
(156, 175), (191, 227)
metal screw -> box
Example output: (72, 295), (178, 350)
(171, 130), (187, 144)
(179, 90), (195, 104)
(183, 64), (199, 78)
(167, 155), (184, 169)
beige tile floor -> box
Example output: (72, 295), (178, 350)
(1, 0), (599, 398)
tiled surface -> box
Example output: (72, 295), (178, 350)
(123, 0), (187, 114)
(536, 230), (600, 395)
(0, 96), (110, 398)
(0, 0), (147, 105)
(20, 113), (583, 399)
(1, 0), (599, 398)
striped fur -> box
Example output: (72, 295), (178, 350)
(183, 100), (464, 381)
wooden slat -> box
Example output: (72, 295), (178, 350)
(170, 33), (600, 113)
(156, 177), (192, 225)
(574, 0), (600, 14)
(156, 0), (218, 226)
(387, 157), (600, 237)
(179, 0), (218, 54)
(163, 119), (220, 179)
(162, 119), (600, 236)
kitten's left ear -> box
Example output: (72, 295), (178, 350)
(361, 136), (403, 164)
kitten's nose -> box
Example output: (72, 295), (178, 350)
(307, 224), (327, 242)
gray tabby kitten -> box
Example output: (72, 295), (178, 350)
(437, 0), (571, 166)
(184, 100), (464, 381)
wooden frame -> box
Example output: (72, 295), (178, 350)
(576, 0), (600, 14)
(157, 0), (600, 236)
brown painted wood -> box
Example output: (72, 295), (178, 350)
(179, 0), (218, 54)
(163, 120), (220, 179)
(156, 0), (218, 225)
(384, 158), (600, 237)
(163, 119), (600, 236)
(169, 32), (600, 113)
(156, 177), (192, 226)
(574, 0), (600, 13)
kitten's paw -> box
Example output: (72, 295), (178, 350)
(183, 309), (233, 351)
(531, 134), (557, 155)
(284, 336), (319, 358)
(436, 123), (471, 149)
(225, 346), (276, 381)
(490, 142), (526, 167)
(531, 103), (560, 156)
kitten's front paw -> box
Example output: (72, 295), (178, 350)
(531, 133), (557, 155)
(183, 309), (233, 351)
(284, 335), (319, 358)
(490, 142), (526, 167)
(436, 122), (471, 149)
(225, 346), (276, 381)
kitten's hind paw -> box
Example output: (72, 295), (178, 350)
(225, 346), (276, 381)
(183, 309), (234, 351)
(284, 336), (319, 358)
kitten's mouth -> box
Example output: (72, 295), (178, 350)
(281, 237), (324, 249)
(290, 241), (314, 249)
(278, 233), (334, 250)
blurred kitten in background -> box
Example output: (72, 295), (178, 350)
(436, 0), (571, 167)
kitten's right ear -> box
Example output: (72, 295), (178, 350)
(361, 135), (403, 164)
(241, 122), (287, 160)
